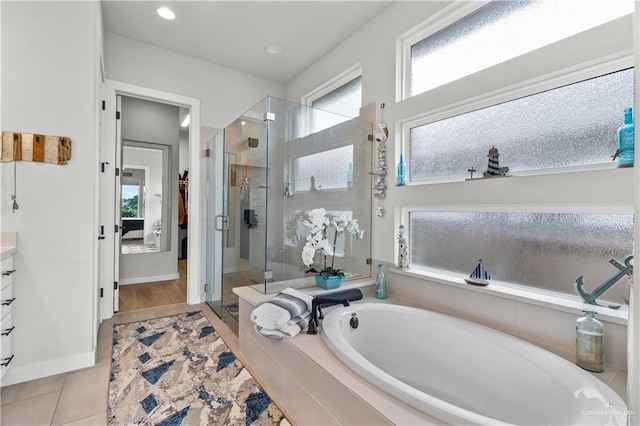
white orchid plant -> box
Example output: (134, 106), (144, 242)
(300, 208), (364, 279)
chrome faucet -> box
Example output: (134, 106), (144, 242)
(575, 255), (632, 310)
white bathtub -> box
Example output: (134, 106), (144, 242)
(321, 303), (628, 425)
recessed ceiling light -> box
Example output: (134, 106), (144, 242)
(241, 121), (246, 126)
(157, 7), (175, 20)
(265, 44), (282, 55)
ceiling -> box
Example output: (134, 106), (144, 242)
(101, 1), (393, 83)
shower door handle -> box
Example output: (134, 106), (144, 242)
(214, 214), (229, 231)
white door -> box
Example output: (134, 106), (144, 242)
(113, 95), (123, 311)
(96, 62), (105, 329)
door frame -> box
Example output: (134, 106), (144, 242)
(101, 79), (202, 319)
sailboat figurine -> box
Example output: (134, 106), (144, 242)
(465, 259), (491, 286)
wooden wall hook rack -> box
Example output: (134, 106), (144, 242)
(1, 131), (72, 165)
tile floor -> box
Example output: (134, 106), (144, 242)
(0, 303), (239, 426)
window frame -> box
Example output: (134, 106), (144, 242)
(386, 0), (635, 319)
(291, 144), (355, 194)
(302, 63), (363, 108)
(400, 55), (634, 185)
(393, 56), (634, 314)
(396, 1), (488, 102)
(399, 204), (633, 317)
(299, 65), (362, 135)
(396, 0), (634, 102)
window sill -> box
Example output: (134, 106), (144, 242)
(388, 266), (628, 325)
(406, 162), (631, 187)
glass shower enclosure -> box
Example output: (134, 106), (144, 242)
(205, 96), (373, 333)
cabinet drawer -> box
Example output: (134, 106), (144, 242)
(1, 257), (15, 290)
(0, 284), (14, 320)
(1, 311), (12, 359)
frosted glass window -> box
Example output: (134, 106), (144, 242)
(292, 145), (353, 192)
(311, 76), (361, 132)
(409, 212), (633, 305)
(410, 68), (634, 181)
(409, 0), (633, 96)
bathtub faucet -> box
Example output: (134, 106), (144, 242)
(307, 289), (363, 335)
(575, 255), (632, 310)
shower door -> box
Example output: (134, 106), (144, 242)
(206, 98), (269, 334)
(205, 131), (224, 319)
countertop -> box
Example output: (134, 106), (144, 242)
(0, 232), (17, 260)
(233, 276), (376, 305)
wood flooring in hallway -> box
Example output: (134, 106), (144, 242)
(117, 259), (187, 312)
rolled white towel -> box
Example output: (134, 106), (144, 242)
(250, 287), (313, 329)
(254, 313), (310, 340)
(251, 303), (287, 330)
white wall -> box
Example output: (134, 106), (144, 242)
(121, 96), (180, 146)
(0, 1), (101, 385)
(104, 33), (286, 130)
(104, 32), (286, 301)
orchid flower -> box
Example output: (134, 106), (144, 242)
(297, 208), (364, 275)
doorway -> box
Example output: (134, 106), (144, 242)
(116, 96), (186, 312)
(100, 80), (202, 320)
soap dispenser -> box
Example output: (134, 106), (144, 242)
(576, 310), (604, 372)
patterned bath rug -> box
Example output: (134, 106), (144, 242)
(109, 311), (288, 426)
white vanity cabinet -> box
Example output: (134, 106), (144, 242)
(1, 253), (17, 379)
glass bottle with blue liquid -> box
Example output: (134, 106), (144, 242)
(397, 153), (406, 186)
(617, 107), (634, 168)
(375, 264), (387, 299)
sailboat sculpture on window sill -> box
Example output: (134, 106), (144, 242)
(465, 259), (491, 286)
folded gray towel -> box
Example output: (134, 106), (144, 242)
(251, 288), (313, 339)
(253, 312), (311, 340)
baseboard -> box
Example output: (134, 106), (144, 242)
(1, 350), (95, 387)
(120, 273), (180, 285)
